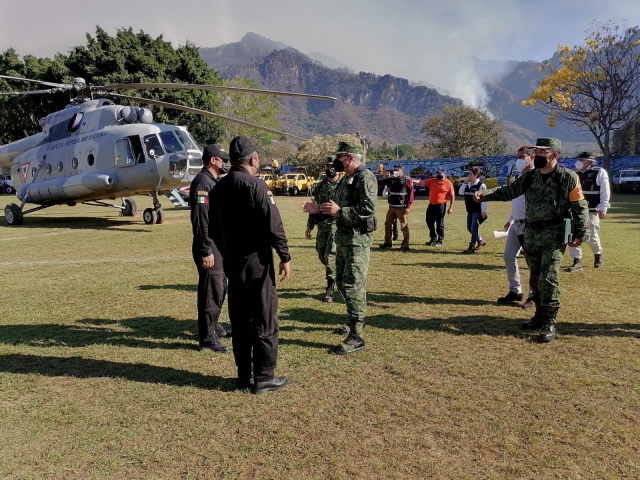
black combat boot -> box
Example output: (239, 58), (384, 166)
(253, 376), (289, 395)
(539, 308), (558, 342)
(565, 258), (583, 273)
(594, 254), (604, 268)
(522, 307), (542, 329)
(462, 243), (476, 254)
(324, 281), (335, 303)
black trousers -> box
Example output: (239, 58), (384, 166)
(226, 261), (279, 383)
(192, 249), (227, 345)
(426, 203), (447, 241)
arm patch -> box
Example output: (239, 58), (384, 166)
(569, 183), (584, 201)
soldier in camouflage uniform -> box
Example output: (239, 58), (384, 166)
(303, 142), (377, 354)
(475, 138), (590, 342)
(306, 157), (341, 302)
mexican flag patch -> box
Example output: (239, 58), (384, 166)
(197, 195), (209, 204)
(267, 191), (276, 205)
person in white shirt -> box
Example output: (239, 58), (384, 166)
(459, 167), (487, 254)
(497, 147), (535, 308)
(566, 152), (610, 272)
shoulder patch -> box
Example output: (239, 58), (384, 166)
(569, 183), (584, 201)
(197, 191), (208, 196)
(266, 190), (276, 205)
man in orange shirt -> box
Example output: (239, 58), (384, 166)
(414, 169), (455, 246)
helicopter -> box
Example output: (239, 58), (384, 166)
(0, 75), (336, 225)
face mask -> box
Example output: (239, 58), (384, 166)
(325, 168), (337, 179)
(436, 174), (444, 181)
(574, 160), (584, 171)
(393, 170), (401, 178)
(220, 162), (230, 175)
(333, 158), (345, 172)
(533, 155), (548, 169)
(515, 158), (528, 172)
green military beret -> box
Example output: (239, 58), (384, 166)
(333, 141), (362, 155)
(533, 138), (561, 150)
(325, 156), (335, 165)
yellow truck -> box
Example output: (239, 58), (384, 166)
(276, 167), (314, 196)
(258, 169), (279, 191)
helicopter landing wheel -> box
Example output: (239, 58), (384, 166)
(122, 198), (138, 217)
(4, 203), (24, 226)
(155, 208), (165, 224)
(143, 207), (158, 225)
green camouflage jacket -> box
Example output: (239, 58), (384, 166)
(334, 166), (378, 246)
(482, 164), (590, 241)
(307, 178), (340, 230)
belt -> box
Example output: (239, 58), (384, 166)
(525, 216), (565, 230)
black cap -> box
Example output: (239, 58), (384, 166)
(393, 163), (403, 169)
(229, 136), (259, 162)
(577, 151), (596, 161)
(202, 144), (230, 163)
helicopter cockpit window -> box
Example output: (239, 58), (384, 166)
(175, 130), (199, 151)
(158, 131), (185, 154)
(143, 134), (164, 158)
(115, 138), (136, 166)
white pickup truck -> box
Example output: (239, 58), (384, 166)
(611, 168), (640, 194)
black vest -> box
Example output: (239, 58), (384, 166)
(464, 182), (482, 213)
(577, 167), (601, 211)
(388, 176), (409, 207)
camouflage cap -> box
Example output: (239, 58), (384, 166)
(533, 138), (561, 150)
(333, 141), (362, 155)
(577, 151), (596, 161)
(324, 156), (335, 165)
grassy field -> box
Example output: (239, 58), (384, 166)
(0, 193), (639, 479)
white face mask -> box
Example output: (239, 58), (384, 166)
(575, 160), (585, 171)
(393, 170), (401, 178)
(515, 158), (528, 172)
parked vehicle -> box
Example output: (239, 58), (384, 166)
(612, 168), (640, 193)
(276, 166), (314, 195)
(0, 175), (14, 195)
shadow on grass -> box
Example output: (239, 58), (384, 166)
(0, 215), (152, 233)
(0, 316), (205, 350)
(278, 288), (488, 306)
(138, 284), (197, 292)
(390, 262), (504, 271)
(0, 354), (237, 391)
(281, 307), (640, 339)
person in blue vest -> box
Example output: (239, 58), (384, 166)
(565, 152), (610, 272)
(460, 167), (487, 254)
(379, 163), (414, 250)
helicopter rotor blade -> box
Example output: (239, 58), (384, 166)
(104, 92), (309, 142)
(0, 75), (68, 89)
(97, 83), (337, 102)
(0, 88), (61, 96)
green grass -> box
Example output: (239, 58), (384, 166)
(0, 193), (639, 479)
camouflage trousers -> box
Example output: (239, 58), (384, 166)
(335, 244), (371, 335)
(524, 228), (567, 324)
(316, 223), (337, 284)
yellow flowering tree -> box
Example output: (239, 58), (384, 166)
(523, 22), (640, 170)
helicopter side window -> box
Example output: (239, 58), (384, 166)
(114, 138), (135, 166)
(158, 131), (184, 154)
(143, 134), (164, 158)
(128, 135), (145, 164)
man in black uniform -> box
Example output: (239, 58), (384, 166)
(210, 136), (291, 394)
(190, 144), (232, 352)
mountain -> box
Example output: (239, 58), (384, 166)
(200, 33), (465, 144)
(306, 52), (352, 71)
(199, 33), (592, 151)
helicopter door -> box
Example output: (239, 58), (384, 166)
(128, 135), (145, 164)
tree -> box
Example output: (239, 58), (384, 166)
(523, 22), (640, 170)
(217, 77), (283, 144)
(421, 104), (507, 158)
(1, 27), (282, 147)
(296, 133), (361, 176)
(612, 117), (640, 156)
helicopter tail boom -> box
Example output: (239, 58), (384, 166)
(0, 133), (46, 170)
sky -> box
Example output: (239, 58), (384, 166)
(1, 0), (639, 107)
